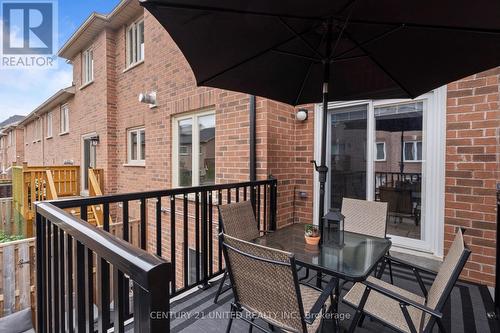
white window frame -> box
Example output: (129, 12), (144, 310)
(82, 48), (94, 85)
(126, 18), (145, 68)
(172, 110), (216, 188)
(403, 140), (423, 162)
(60, 104), (69, 134)
(46, 112), (53, 138)
(33, 118), (42, 143)
(313, 87), (447, 259)
(8, 131), (12, 146)
(126, 127), (146, 166)
(374, 142), (386, 161)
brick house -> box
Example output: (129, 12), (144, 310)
(15, 0), (499, 287)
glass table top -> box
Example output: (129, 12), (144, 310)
(254, 223), (391, 281)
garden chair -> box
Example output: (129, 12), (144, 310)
(221, 233), (337, 333)
(343, 228), (470, 333)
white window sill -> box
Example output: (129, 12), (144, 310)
(59, 132), (69, 136)
(46, 136), (53, 140)
(79, 80), (94, 90)
(123, 60), (144, 73)
(123, 162), (146, 168)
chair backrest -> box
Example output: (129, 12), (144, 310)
(341, 198), (388, 238)
(423, 229), (470, 328)
(218, 201), (260, 241)
(221, 233), (306, 332)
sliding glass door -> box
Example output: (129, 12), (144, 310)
(324, 90), (445, 254)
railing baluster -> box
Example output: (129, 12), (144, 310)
(208, 191), (213, 277)
(67, 234), (74, 333)
(218, 190), (223, 273)
(53, 224), (60, 333)
(59, 228), (65, 332)
(156, 197), (162, 256)
(183, 194), (188, 288)
(75, 241), (86, 332)
(243, 186), (247, 201)
(113, 268), (125, 333)
(235, 187), (239, 202)
(263, 184), (268, 231)
(227, 188), (231, 204)
(122, 200), (129, 242)
(195, 192), (200, 283)
(35, 212), (45, 333)
(86, 249), (94, 333)
(46, 221), (53, 333)
(97, 255), (110, 333)
(170, 195), (176, 294)
(140, 198), (147, 250)
(257, 185), (261, 228)
(201, 191), (208, 286)
(103, 203), (110, 232)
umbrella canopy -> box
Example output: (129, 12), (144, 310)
(141, 0), (500, 105)
(141, 0), (500, 232)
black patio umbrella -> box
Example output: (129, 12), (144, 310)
(140, 0), (500, 232)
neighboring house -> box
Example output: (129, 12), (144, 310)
(17, 0), (499, 287)
(0, 121), (25, 173)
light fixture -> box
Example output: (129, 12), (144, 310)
(90, 135), (100, 146)
(296, 108), (308, 121)
(139, 91), (157, 108)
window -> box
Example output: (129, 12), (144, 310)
(403, 141), (422, 162)
(33, 119), (42, 142)
(8, 131), (12, 146)
(126, 19), (144, 67)
(82, 48), (94, 84)
(46, 112), (53, 138)
(173, 111), (215, 187)
(60, 104), (69, 134)
(375, 142), (386, 161)
(127, 127), (146, 165)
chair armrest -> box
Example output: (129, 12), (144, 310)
(385, 255), (438, 276)
(303, 277), (338, 325)
(363, 280), (442, 319)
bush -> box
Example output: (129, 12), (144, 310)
(0, 231), (24, 243)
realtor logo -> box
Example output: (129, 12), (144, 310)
(1, 0), (58, 68)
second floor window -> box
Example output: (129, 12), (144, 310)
(375, 142), (386, 161)
(82, 48), (94, 84)
(126, 19), (144, 67)
(173, 112), (216, 187)
(404, 141), (422, 162)
(127, 127), (146, 165)
(46, 112), (53, 137)
(33, 119), (42, 142)
(60, 104), (69, 134)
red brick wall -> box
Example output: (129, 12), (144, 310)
(445, 67), (500, 286)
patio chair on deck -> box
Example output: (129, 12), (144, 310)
(221, 233), (337, 333)
(343, 229), (470, 333)
(342, 197), (394, 283)
(214, 200), (270, 303)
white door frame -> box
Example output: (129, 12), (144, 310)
(313, 87), (446, 258)
(81, 132), (97, 196)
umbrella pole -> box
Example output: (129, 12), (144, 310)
(318, 20), (333, 242)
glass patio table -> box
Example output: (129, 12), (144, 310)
(254, 223), (392, 282)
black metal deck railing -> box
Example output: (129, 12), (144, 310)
(50, 178), (277, 297)
(35, 201), (171, 333)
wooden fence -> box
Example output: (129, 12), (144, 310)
(0, 238), (35, 318)
(0, 198), (21, 235)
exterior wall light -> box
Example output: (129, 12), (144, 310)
(139, 91), (157, 108)
(296, 108), (308, 121)
(90, 136), (100, 146)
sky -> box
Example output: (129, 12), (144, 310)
(0, 0), (121, 122)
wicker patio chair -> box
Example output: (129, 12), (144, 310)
(343, 228), (471, 333)
(221, 233), (337, 333)
(214, 200), (270, 303)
